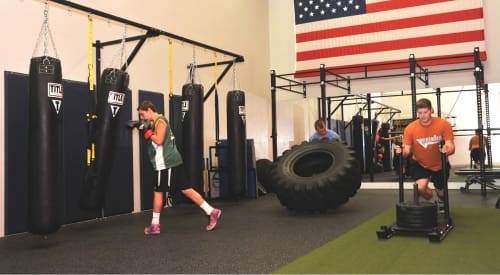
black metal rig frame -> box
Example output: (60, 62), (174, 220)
(270, 48), (492, 186)
(45, 0), (245, 142)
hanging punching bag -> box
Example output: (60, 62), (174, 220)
(80, 68), (129, 210)
(380, 122), (392, 171)
(227, 90), (247, 197)
(352, 115), (364, 172)
(364, 119), (379, 172)
(181, 83), (204, 194)
(28, 56), (63, 235)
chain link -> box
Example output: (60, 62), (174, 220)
(190, 47), (196, 82)
(120, 26), (128, 69)
(32, 2), (59, 59)
(107, 25), (128, 70)
(232, 58), (240, 90)
(43, 2), (49, 57)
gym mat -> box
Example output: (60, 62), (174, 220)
(273, 207), (500, 274)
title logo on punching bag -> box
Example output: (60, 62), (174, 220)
(47, 82), (63, 114)
(239, 105), (246, 124)
(108, 91), (125, 118)
(181, 100), (189, 121)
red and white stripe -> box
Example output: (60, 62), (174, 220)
(295, 0), (486, 76)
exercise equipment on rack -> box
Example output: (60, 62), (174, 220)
(27, 3), (63, 235)
(377, 141), (453, 242)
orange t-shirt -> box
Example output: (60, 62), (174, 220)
(469, 135), (484, 150)
(403, 117), (454, 171)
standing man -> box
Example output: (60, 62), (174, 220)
(309, 119), (340, 141)
(469, 129), (488, 169)
(395, 98), (455, 212)
(138, 100), (221, 235)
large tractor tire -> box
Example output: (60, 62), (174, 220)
(270, 140), (361, 212)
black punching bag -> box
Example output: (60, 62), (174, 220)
(28, 56), (63, 234)
(80, 68), (129, 210)
(380, 122), (392, 171)
(181, 83), (204, 194)
(227, 90), (247, 197)
(351, 115), (364, 172)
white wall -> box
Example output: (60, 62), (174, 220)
(269, 0), (500, 164)
(0, 0), (271, 237)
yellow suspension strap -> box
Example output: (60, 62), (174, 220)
(87, 15), (94, 92)
(86, 15), (97, 166)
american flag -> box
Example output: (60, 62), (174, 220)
(294, 0), (486, 77)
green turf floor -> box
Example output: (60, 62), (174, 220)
(273, 207), (500, 274)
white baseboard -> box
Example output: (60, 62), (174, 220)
(360, 181), (476, 189)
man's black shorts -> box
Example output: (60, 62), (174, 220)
(412, 161), (450, 190)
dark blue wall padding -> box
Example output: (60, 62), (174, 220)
(4, 72), (30, 234)
(79, 68), (130, 211)
(138, 90), (164, 211)
(226, 90), (247, 197)
(62, 79), (99, 224)
(4, 71), (133, 235)
(181, 84), (204, 194)
(27, 57), (63, 235)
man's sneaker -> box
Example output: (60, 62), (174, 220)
(437, 199), (446, 214)
(144, 224), (160, 235)
(206, 208), (221, 231)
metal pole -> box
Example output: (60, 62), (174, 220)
(409, 54), (417, 120)
(47, 0), (244, 60)
(271, 70), (278, 161)
(320, 64), (327, 120)
(484, 84), (493, 168)
(441, 141), (451, 224)
(95, 40), (101, 105)
(399, 152), (405, 203)
(367, 93), (374, 182)
(436, 87), (441, 117)
(473, 47), (486, 196)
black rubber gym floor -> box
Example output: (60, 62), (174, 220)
(0, 188), (498, 274)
